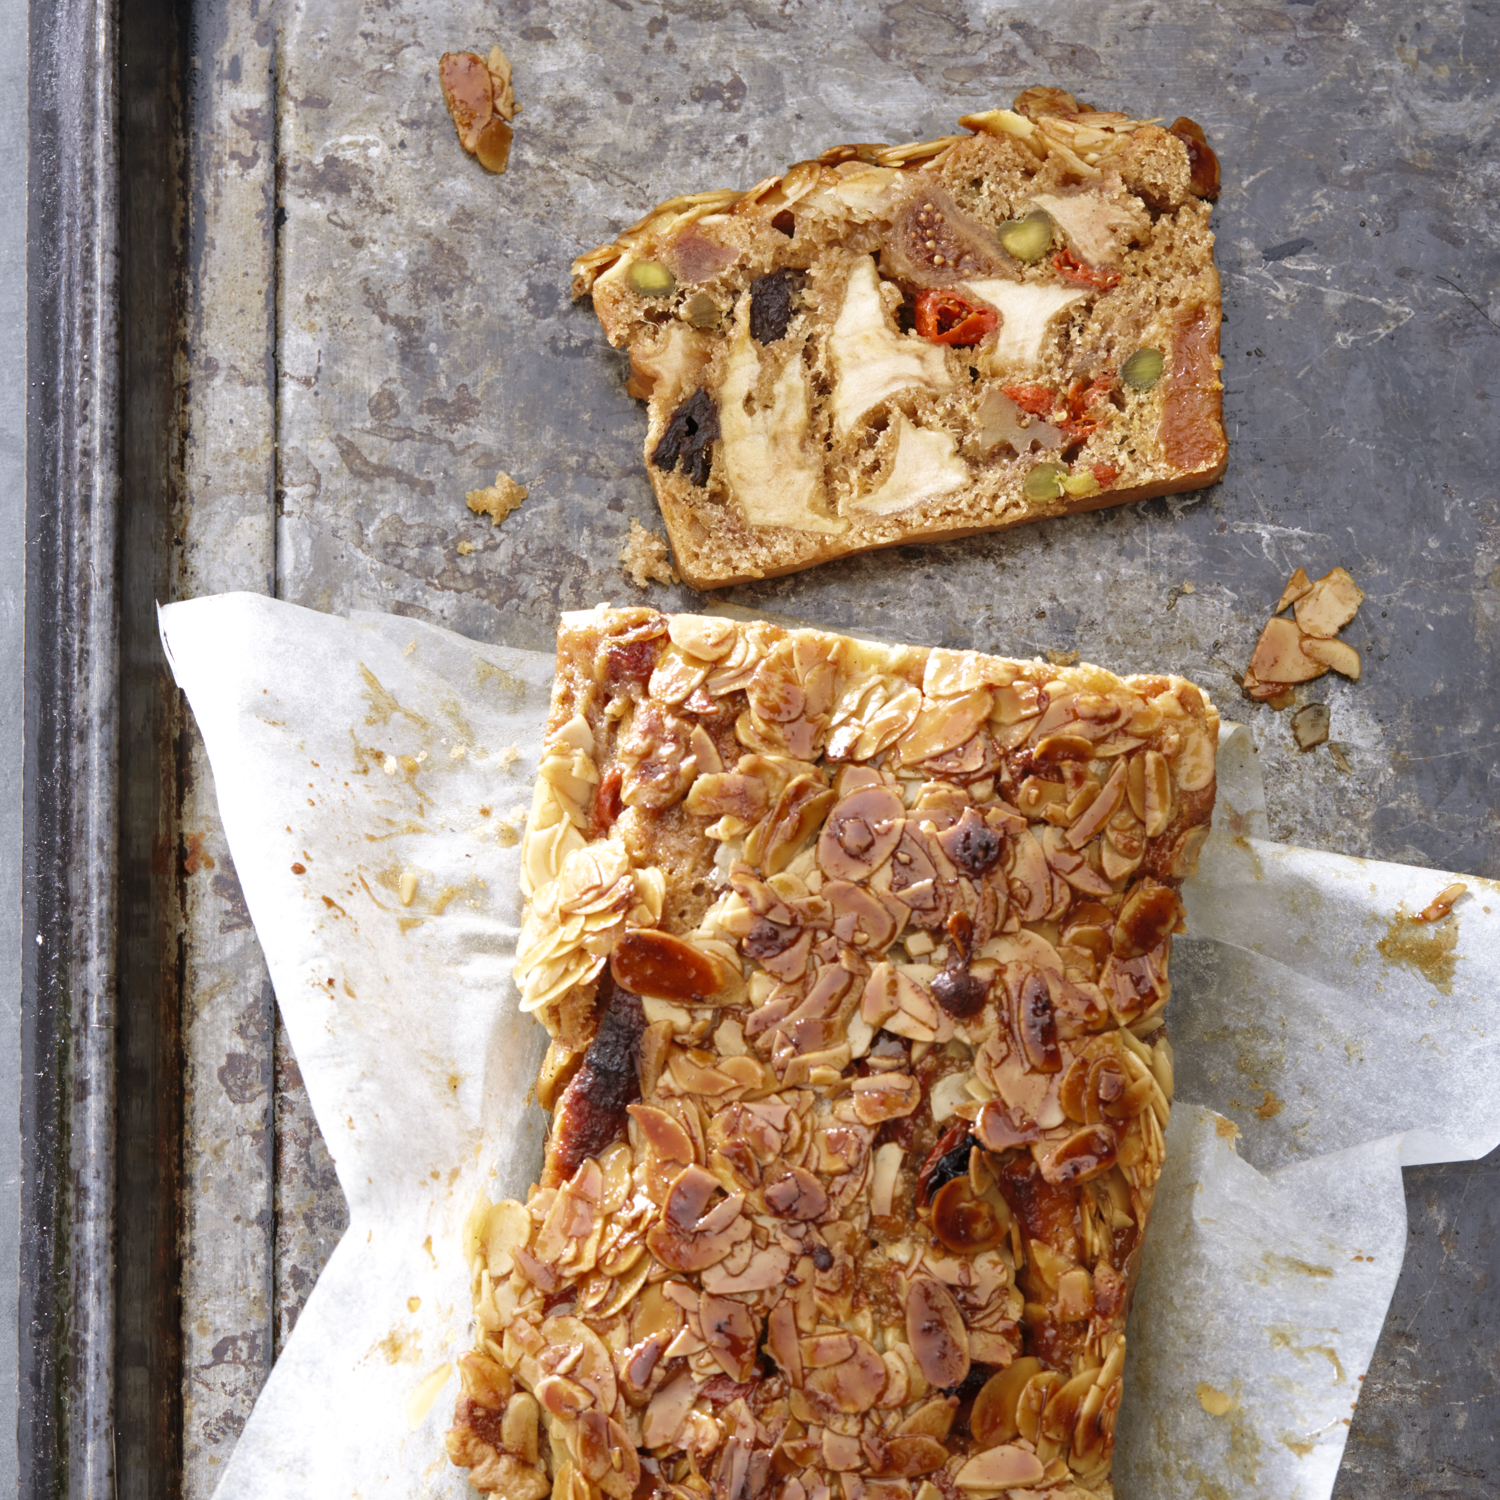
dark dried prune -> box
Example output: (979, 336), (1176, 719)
(749, 270), (798, 343)
(916, 1120), (973, 1208)
(931, 966), (989, 1018)
(651, 387), (720, 487)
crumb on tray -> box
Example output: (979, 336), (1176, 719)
(1243, 565), (1364, 709)
(439, 46), (518, 174)
(466, 471), (527, 525)
(619, 517), (680, 588)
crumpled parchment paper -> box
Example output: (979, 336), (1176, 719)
(159, 592), (1500, 1500)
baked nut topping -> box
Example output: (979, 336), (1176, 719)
(449, 609), (1218, 1500)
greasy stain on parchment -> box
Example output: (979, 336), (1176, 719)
(1268, 1324), (1346, 1383)
(360, 661), (433, 731)
(1377, 907), (1459, 994)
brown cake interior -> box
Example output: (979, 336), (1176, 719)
(574, 91), (1226, 588)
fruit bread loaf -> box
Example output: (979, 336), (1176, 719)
(573, 89), (1226, 590)
(447, 607), (1219, 1500)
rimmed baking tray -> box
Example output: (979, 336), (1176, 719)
(22, 0), (1499, 1495)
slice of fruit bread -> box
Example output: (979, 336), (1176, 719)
(573, 89), (1226, 590)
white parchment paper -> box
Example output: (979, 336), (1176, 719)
(159, 592), (1500, 1500)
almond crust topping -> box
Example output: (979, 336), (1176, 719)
(449, 608), (1218, 1500)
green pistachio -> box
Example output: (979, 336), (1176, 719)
(1023, 462), (1067, 504)
(998, 210), (1053, 264)
(627, 259), (677, 297)
(1121, 347), (1165, 389)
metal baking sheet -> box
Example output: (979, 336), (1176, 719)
(122, 0), (1500, 1495)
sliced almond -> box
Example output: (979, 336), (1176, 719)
(1301, 635), (1361, 680)
(1294, 566), (1364, 638)
(955, 1445), (1045, 1490)
(1273, 566), (1313, 614)
(1246, 615), (1327, 686)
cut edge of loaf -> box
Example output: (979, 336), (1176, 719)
(573, 91), (1226, 590)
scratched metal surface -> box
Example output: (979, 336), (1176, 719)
(173, 0), (1499, 1494)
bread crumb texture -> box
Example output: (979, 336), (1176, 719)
(466, 470), (528, 525)
(575, 89), (1227, 589)
(619, 517), (681, 588)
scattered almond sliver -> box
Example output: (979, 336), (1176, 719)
(1243, 566), (1364, 703)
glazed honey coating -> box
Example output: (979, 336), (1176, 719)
(448, 607), (1218, 1500)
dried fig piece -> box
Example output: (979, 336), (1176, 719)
(882, 183), (1005, 287)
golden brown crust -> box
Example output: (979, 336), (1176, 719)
(572, 93), (1226, 590)
(450, 610), (1218, 1500)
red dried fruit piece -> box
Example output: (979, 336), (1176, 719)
(593, 767), (624, 836)
(1001, 382), (1057, 418)
(913, 289), (998, 347)
(1058, 371), (1117, 442)
(1052, 247), (1121, 292)
(1090, 462), (1121, 486)
(1170, 116), (1221, 200)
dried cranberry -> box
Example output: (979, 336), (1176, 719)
(811, 1244), (833, 1271)
(651, 387), (720, 487)
(593, 767), (624, 836)
(913, 289), (996, 347)
(749, 270), (799, 343)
